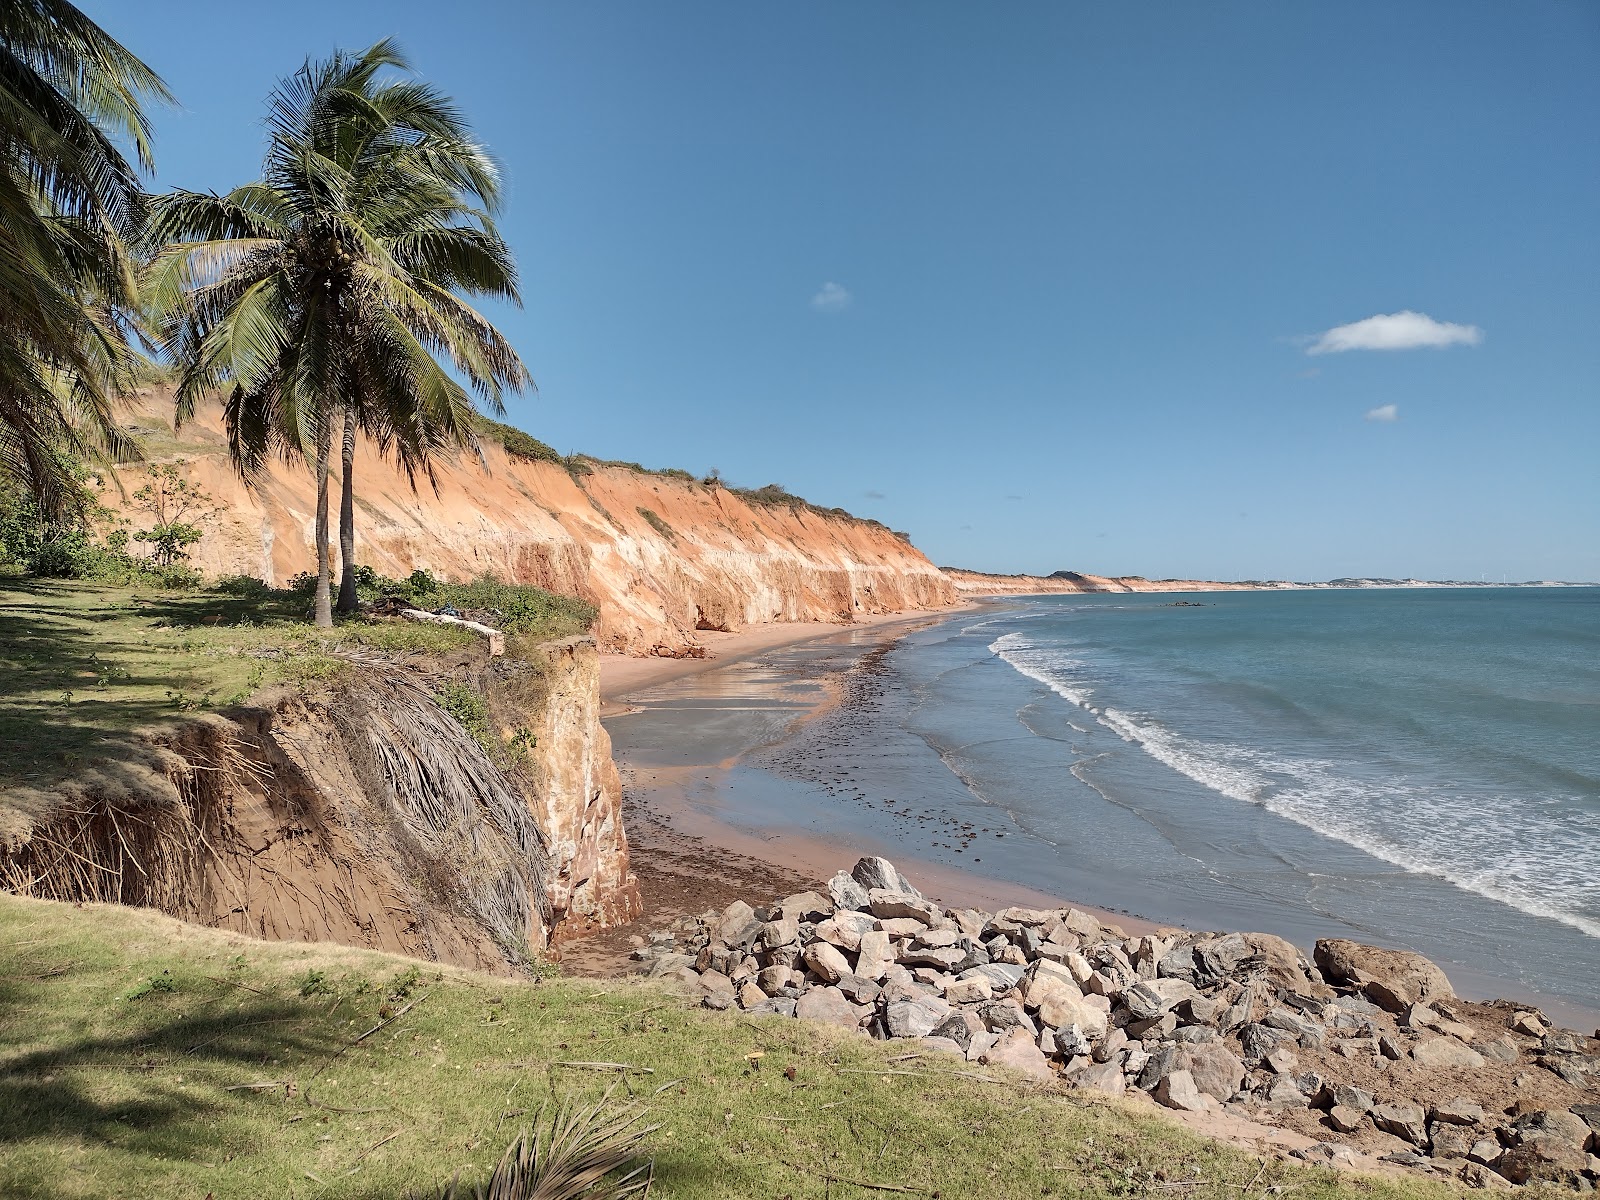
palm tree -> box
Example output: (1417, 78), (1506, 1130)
(0, 0), (170, 513)
(147, 39), (529, 626)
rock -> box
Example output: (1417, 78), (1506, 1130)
(715, 900), (762, 948)
(1371, 1102), (1429, 1146)
(978, 1000), (1030, 1032)
(1137, 1044), (1178, 1091)
(1323, 1083), (1375, 1113)
(779, 890), (833, 922)
(1412, 1037), (1485, 1070)
(854, 930), (894, 981)
(1155, 1069), (1216, 1113)
(1264, 1048), (1298, 1074)
(851, 856), (921, 898)
(1477, 1035), (1518, 1065)
(943, 975), (992, 1004)
(827, 871), (869, 913)
(1572, 1103), (1600, 1132)
(886, 995), (952, 1039)
(1177, 1042), (1246, 1101)
(815, 910), (876, 951)
(750, 996), (798, 1018)
(964, 1030), (998, 1062)
(1313, 938), (1454, 1013)
(1263, 1076), (1314, 1107)
(996, 905), (1054, 927)
(1122, 978), (1199, 1021)
(835, 974), (881, 1005)
(983, 1026), (1053, 1080)
(930, 1013), (974, 1051)
(1327, 1105), (1365, 1133)
(1378, 1033), (1404, 1060)
(875, 916), (925, 939)
(760, 915), (801, 949)
(737, 980), (768, 1010)
(1291, 1142), (1362, 1167)
(961, 962), (1025, 992)
(1195, 933), (1257, 982)
(1263, 1007), (1325, 1047)
(756, 965), (795, 994)
(802, 941), (853, 984)
(1468, 1138), (1503, 1165)
(1511, 1109), (1590, 1148)
(1076, 1060), (1127, 1095)
(645, 952), (697, 979)
(1055, 1024), (1093, 1058)
(1432, 1097), (1485, 1126)
(795, 986), (861, 1029)
(868, 890), (940, 924)
(1495, 1141), (1591, 1187)
(1430, 1123), (1476, 1160)
(1242, 932), (1332, 997)
(1509, 1011), (1546, 1037)
(898, 945), (966, 971)
(1037, 989), (1109, 1040)
(1458, 1162), (1515, 1191)
(1239, 1023), (1296, 1064)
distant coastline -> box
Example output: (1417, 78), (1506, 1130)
(945, 567), (1598, 595)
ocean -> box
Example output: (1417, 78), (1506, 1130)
(737, 588), (1599, 1015)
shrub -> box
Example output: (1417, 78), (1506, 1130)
(636, 507), (676, 541)
(214, 574), (274, 599)
(436, 679), (495, 756)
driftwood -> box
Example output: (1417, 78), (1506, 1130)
(399, 608), (504, 656)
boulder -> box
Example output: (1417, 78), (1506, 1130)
(1313, 938), (1454, 1013)
(760, 915), (801, 949)
(1371, 1102), (1428, 1146)
(815, 910), (876, 951)
(778, 889), (833, 921)
(795, 986), (861, 1029)
(1038, 990), (1109, 1039)
(851, 856), (921, 898)
(1412, 1037), (1485, 1070)
(736, 981), (766, 1010)
(1323, 1082), (1374, 1113)
(1327, 1105), (1365, 1133)
(1432, 1097), (1485, 1126)
(898, 945), (966, 972)
(802, 941), (853, 984)
(983, 1026), (1054, 1081)
(963, 962), (1025, 993)
(1459, 1163), (1514, 1191)
(1429, 1123), (1475, 1160)
(978, 1000), (1030, 1033)
(1155, 1069), (1216, 1113)
(1262, 1007), (1325, 1047)
(715, 900), (763, 948)
(1055, 1024), (1093, 1057)
(1242, 932), (1332, 998)
(1176, 1042), (1246, 1101)
(854, 930), (894, 981)
(827, 871), (870, 913)
(886, 995), (952, 1039)
(1076, 1060), (1127, 1096)
(929, 1012), (974, 1051)
(1122, 978), (1199, 1021)
(1239, 1022), (1297, 1064)
(868, 890), (939, 924)
(835, 974), (881, 1005)
(1495, 1141), (1591, 1187)
(1510, 1109), (1590, 1149)
(943, 975), (992, 1004)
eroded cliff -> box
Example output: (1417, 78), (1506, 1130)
(943, 568), (1262, 595)
(105, 391), (958, 656)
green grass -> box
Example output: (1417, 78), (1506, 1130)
(0, 577), (482, 796)
(0, 893), (1479, 1200)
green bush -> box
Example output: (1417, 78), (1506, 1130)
(435, 679), (495, 756)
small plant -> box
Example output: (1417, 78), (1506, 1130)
(125, 972), (177, 1001)
(436, 680), (495, 755)
(215, 574), (274, 599)
(130, 463), (217, 568)
(635, 507), (675, 542)
(297, 968), (333, 997)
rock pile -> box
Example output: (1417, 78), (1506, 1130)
(629, 857), (1600, 1191)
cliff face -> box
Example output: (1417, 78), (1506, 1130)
(943, 568), (1260, 595)
(107, 391), (958, 656)
(0, 639), (639, 973)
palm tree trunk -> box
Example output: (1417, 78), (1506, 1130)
(336, 407), (359, 612)
(313, 406), (334, 629)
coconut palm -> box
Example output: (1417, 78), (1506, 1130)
(0, 0), (170, 512)
(147, 39), (529, 626)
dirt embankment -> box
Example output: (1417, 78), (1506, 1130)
(0, 638), (639, 973)
(944, 568), (1266, 595)
(103, 390), (958, 657)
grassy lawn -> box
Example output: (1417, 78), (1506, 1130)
(0, 893), (1478, 1200)
(0, 576), (595, 798)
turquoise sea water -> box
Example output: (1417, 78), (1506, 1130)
(749, 588), (1599, 1012)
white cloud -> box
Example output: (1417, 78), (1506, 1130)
(1365, 403), (1399, 422)
(810, 281), (852, 312)
(1306, 310), (1482, 355)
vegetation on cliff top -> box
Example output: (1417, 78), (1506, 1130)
(0, 892), (1478, 1200)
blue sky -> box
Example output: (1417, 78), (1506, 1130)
(92, 2), (1599, 580)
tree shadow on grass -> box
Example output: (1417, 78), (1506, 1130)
(0, 988), (341, 1161)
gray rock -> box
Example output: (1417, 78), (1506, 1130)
(1155, 1069), (1215, 1113)
(1137, 1043), (1178, 1091)
(1321, 1082), (1374, 1113)
(1157, 946), (1200, 984)
(851, 856), (921, 898)
(1177, 1042), (1246, 1101)
(1239, 1022), (1296, 1064)
(1264, 1047), (1298, 1074)
(834, 973), (881, 1005)
(1477, 1035), (1519, 1064)
(886, 995), (952, 1039)
(1468, 1138), (1503, 1166)
(1496, 1141), (1591, 1187)
(760, 915), (801, 949)
(854, 930), (894, 981)
(929, 1012), (974, 1050)
(898, 945), (966, 971)
(961, 962), (1025, 992)
(1511, 1109), (1591, 1149)
(942, 975), (991, 1004)
(1122, 978), (1199, 1021)
(982, 1026), (1054, 1080)
(978, 1000), (1029, 1032)
(1313, 938), (1454, 1014)
(868, 890), (939, 925)
(1195, 933), (1258, 983)
(1371, 1102), (1428, 1146)
(1263, 1006), (1325, 1047)
(1428, 1123), (1475, 1160)
(1055, 1024), (1093, 1058)
(828, 871), (870, 913)
(750, 996), (798, 1018)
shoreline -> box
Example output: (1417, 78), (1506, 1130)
(582, 603), (1600, 1031)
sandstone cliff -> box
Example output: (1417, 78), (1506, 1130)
(943, 568), (1261, 595)
(106, 391), (958, 656)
